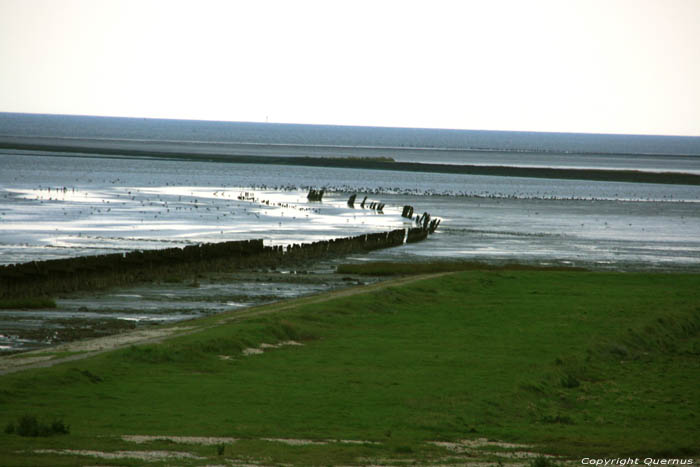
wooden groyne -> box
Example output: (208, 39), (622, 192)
(406, 227), (429, 243)
(0, 229), (414, 299)
(400, 205), (440, 233)
(345, 193), (385, 212)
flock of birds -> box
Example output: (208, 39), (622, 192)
(3, 185), (410, 251)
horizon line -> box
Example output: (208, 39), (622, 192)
(2, 111), (699, 140)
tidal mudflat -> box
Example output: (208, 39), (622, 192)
(2, 151), (700, 354)
(0, 271), (377, 354)
(3, 151), (699, 270)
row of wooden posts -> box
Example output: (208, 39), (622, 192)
(311, 190), (441, 234)
(401, 205), (440, 233)
(346, 194), (385, 212)
(0, 190), (442, 298)
(0, 227), (429, 299)
(344, 194), (440, 234)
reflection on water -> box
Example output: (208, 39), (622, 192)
(351, 195), (700, 271)
(1, 152), (699, 269)
(0, 177), (406, 265)
(2, 151), (700, 354)
(0, 272), (374, 354)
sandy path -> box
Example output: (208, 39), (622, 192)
(0, 272), (448, 375)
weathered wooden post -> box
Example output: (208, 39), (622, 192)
(307, 189), (325, 201)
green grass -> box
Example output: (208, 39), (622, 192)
(0, 297), (56, 309)
(8, 350), (86, 360)
(1, 270), (698, 465)
(336, 260), (586, 275)
(5, 414), (70, 437)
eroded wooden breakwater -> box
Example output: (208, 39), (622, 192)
(0, 228), (428, 299)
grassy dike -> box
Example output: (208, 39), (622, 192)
(0, 268), (698, 465)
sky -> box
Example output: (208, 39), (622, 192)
(1, 0), (699, 136)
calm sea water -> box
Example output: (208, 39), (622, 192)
(2, 113), (700, 270)
(3, 112), (700, 155)
(2, 150), (699, 272)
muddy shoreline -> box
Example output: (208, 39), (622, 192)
(0, 272), (438, 373)
(0, 228), (416, 299)
(0, 268), (382, 355)
(0, 223), (423, 353)
(2, 139), (699, 185)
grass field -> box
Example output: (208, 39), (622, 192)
(336, 260), (587, 275)
(1, 269), (698, 466)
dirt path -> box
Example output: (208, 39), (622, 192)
(0, 272), (448, 375)
(219, 271), (449, 322)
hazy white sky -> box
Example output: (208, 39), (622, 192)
(1, 0), (699, 135)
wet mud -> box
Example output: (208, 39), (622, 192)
(0, 228), (413, 299)
(0, 270), (382, 354)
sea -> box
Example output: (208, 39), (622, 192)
(1, 113), (700, 353)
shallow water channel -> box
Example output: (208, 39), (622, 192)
(0, 270), (375, 354)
